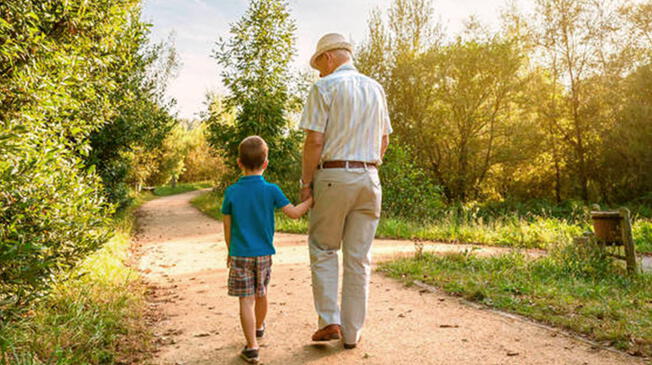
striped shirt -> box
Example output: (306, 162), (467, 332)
(299, 63), (393, 165)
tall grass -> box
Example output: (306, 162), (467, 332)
(0, 194), (153, 364)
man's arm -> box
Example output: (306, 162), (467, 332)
(381, 134), (390, 160)
(301, 130), (325, 201)
(223, 214), (232, 267)
(281, 197), (313, 219)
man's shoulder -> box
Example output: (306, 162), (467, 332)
(316, 69), (382, 90)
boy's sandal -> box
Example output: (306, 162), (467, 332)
(240, 347), (259, 363)
(256, 322), (266, 338)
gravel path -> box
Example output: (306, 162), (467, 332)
(135, 190), (644, 365)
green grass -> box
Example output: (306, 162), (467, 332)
(0, 193), (153, 364)
(153, 181), (212, 196)
(190, 191), (652, 254)
(379, 248), (652, 357)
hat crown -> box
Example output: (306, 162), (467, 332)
(316, 33), (347, 52)
(310, 33), (353, 69)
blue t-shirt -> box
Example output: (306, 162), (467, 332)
(221, 175), (291, 257)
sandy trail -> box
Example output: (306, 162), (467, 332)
(135, 190), (644, 365)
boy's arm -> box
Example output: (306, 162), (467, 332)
(223, 215), (232, 267)
(281, 197), (313, 219)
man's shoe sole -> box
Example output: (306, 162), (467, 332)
(312, 333), (341, 341)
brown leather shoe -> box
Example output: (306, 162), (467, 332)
(311, 324), (341, 341)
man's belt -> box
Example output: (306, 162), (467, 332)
(319, 161), (377, 169)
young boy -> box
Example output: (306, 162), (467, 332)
(221, 135), (312, 363)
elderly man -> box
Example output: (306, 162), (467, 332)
(298, 33), (392, 349)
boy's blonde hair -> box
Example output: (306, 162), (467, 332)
(239, 136), (268, 170)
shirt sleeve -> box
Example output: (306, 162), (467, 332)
(381, 86), (393, 135)
(221, 189), (232, 215)
(272, 185), (291, 209)
(299, 84), (329, 133)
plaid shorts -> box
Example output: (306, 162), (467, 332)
(228, 255), (272, 297)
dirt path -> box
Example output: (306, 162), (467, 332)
(135, 190), (644, 365)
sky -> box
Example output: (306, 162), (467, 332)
(141, 0), (528, 120)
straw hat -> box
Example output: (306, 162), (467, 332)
(310, 33), (353, 70)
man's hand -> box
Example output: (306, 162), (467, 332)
(300, 186), (312, 202)
(226, 255), (232, 268)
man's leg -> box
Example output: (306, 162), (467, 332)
(341, 171), (381, 345)
(239, 296), (258, 349)
(309, 169), (354, 330)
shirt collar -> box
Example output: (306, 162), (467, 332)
(238, 175), (265, 183)
(333, 62), (356, 74)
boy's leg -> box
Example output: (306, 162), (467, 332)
(255, 295), (267, 330)
(239, 296), (258, 349)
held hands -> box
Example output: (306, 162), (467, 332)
(300, 186), (312, 203)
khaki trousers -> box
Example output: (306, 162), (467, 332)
(309, 167), (382, 344)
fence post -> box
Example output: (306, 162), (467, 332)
(618, 208), (638, 274)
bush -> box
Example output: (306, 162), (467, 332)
(0, 147), (111, 319)
(380, 144), (445, 221)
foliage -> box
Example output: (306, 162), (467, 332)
(207, 0), (302, 197)
(600, 64), (652, 202)
(357, 0), (652, 205)
(130, 122), (228, 190)
(179, 123), (227, 184)
(380, 250), (652, 356)
(86, 33), (179, 209)
(0, 147), (111, 318)
(379, 143), (445, 220)
(0, 194), (153, 364)
(0, 0), (152, 316)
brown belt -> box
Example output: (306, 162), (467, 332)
(318, 161), (377, 169)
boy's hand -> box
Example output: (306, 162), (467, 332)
(307, 196), (314, 208)
(226, 256), (232, 268)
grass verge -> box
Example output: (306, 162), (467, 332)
(379, 248), (652, 357)
(153, 181), (212, 196)
(190, 190), (652, 254)
(0, 193), (154, 364)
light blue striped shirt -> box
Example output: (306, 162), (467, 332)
(299, 63), (393, 165)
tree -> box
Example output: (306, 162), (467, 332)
(85, 33), (179, 208)
(207, 0), (301, 194)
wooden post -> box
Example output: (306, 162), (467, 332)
(618, 208), (638, 274)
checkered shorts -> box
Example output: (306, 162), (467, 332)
(228, 255), (272, 297)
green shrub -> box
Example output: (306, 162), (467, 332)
(633, 220), (652, 254)
(0, 147), (111, 319)
(0, 196), (152, 364)
(380, 144), (445, 221)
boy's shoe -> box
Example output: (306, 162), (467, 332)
(256, 322), (265, 338)
(240, 347), (259, 363)
(311, 324), (341, 341)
